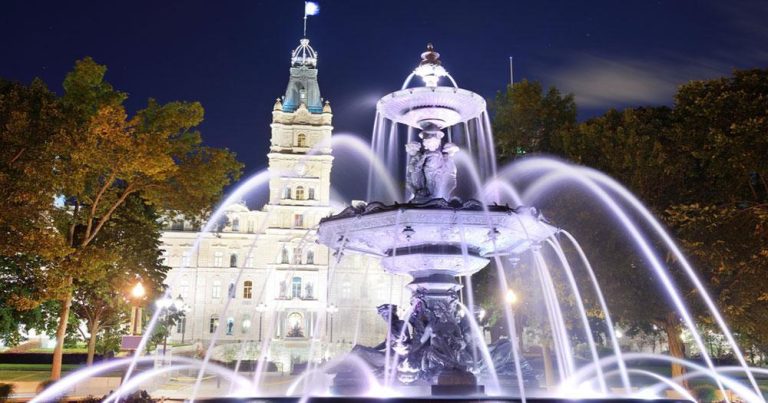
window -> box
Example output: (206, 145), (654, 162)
(296, 186), (305, 200)
(293, 214), (304, 228)
(246, 254), (255, 268)
(308, 187), (315, 200)
(177, 316), (186, 334)
(171, 220), (184, 231)
(230, 253), (238, 268)
(212, 280), (222, 299)
(297, 133), (307, 148)
(247, 221), (254, 233)
(209, 315), (219, 334)
(283, 187), (291, 199)
(243, 281), (253, 299)
(181, 253), (191, 268)
(306, 250), (314, 265)
(291, 277), (302, 299)
(281, 246), (289, 264)
(226, 317), (235, 335)
(241, 315), (251, 334)
(232, 218), (240, 232)
(214, 252), (224, 267)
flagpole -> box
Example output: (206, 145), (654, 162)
(509, 56), (514, 86)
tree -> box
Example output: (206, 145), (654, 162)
(0, 58), (242, 379)
(491, 80), (577, 162)
(71, 194), (169, 365)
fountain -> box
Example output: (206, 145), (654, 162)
(30, 43), (768, 403)
(317, 44), (554, 396)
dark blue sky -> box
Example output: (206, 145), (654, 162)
(2, 0), (767, 200)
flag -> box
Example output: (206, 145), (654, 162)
(304, 1), (320, 16)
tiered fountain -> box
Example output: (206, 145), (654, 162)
(318, 44), (555, 396)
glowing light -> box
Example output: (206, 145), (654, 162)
(505, 289), (518, 305)
(414, 64), (447, 87)
(616, 330), (623, 339)
(131, 282), (145, 299)
(477, 308), (486, 321)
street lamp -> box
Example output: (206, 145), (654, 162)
(505, 289), (519, 305)
(255, 303), (268, 342)
(129, 282), (145, 335)
(326, 304), (339, 343)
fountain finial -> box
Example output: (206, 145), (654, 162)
(420, 43), (441, 66)
(415, 43), (447, 88)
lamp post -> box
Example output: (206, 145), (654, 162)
(129, 282), (146, 335)
(255, 303), (268, 342)
(326, 304), (339, 343)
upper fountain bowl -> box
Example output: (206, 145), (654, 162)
(376, 86), (486, 130)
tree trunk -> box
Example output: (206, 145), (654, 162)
(51, 283), (73, 380)
(86, 318), (100, 366)
(663, 313), (689, 390)
(542, 342), (555, 389)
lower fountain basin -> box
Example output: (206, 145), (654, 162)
(317, 199), (557, 277)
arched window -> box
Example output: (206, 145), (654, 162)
(291, 277), (302, 298)
(306, 249), (314, 265)
(281, 246), (289, 264)
(283, 187), (291, 199)
(209, 315), (219, 334)
(230, 253), (238, 268)
(243, 281), (253, 299)
(297, 133), (307, 148)
(296, 186), (305, 200)
(232, 218), (240, 232)
(308, 187), (315, 200)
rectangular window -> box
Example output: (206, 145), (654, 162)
(293, 214), (304, 228)
(214, 252), (223, 267)
(308, 188), (315, 200)
(181, 253), (191, 267)
(212, 281), (222, 299)
(176, 317), (186, 334)
(209, 316), (219, 334)
(292, 277), (302, 299)
(243, 281), (253, 299)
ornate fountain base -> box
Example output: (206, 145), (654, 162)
(318, 199), (557, 390)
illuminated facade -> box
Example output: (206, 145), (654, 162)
(160, 37), (408, 370)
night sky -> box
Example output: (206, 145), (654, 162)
(2, 1), (767, 201)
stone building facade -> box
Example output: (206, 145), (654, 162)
(159, 37), (409, 370)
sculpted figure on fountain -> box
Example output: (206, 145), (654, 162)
(349, 304), (410, 374)
(405, 130), (459, 201)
